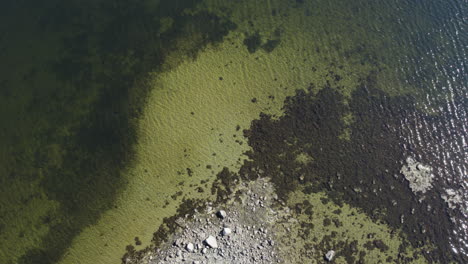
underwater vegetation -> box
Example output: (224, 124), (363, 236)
(1, 0), (465, 263)
(0, 0), (236, 263)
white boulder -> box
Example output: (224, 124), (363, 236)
(217, 210), (227, 219)
(325, 250), (335, 261)
(204, 235), (218, 248)
(185, 242), (194, 252)
(221, 227), (232, 236)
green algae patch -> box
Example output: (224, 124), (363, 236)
(276, 188), (426, 263)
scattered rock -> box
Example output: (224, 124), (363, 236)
(186, 243), (194, 252)
(222, 227), (232, 236)
(325, 250), (335, 261)
(135, 179), (282, 264)
(204, 235), (218, 248)
(217, 210), (227, 219)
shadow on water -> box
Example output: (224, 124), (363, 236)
(0, 0), (236, 263)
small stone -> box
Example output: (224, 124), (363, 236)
(222, 227), (232, 236)
(325, 250), (335, 261)
(217, 210), (227, 219)
(204, 235), (218, 248)
(174, 238), (183, 247)
(186, 242), (194, 252)
(202, 248), (208, 254)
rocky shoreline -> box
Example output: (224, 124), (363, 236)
(125, 178), (287, 264)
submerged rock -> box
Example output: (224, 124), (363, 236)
(441, 188), (463, 209)
(400, 157), (434, 194)
(325, 250), (335, 261)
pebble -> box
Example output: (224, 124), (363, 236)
(204, 235), (218, 248)
(217, 210), (227, 219)
(186, 243), (194, 252)
(325, 250), (335, 261)
(222, 227), (232, 236)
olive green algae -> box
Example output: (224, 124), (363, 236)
(277, 188), (426, 263)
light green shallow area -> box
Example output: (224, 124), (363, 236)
(56, 1), (419, 263)
(277, 188), (427, 263)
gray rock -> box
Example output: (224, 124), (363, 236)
(217, 210), (227, 219)
(204, 235), (218, 248)
(186, 242), (194, 252)
(221, 227), (232, 236)
(325, 250), (335, 261)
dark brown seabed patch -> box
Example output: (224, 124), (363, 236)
(236, 75), (464, 263)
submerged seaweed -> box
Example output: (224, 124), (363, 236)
(131, 76), (463, 263)
(239, 77), (462, 263)
(0, 1), (237, 263)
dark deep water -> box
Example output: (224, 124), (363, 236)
(0, 0), (466, 263)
